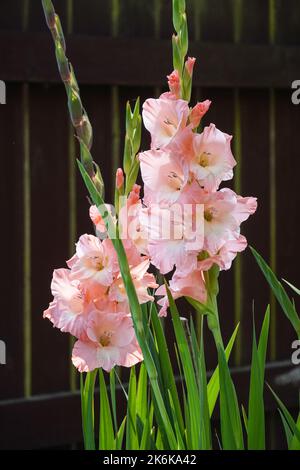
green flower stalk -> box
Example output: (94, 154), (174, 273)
(172, 0), (193, 101)
(42, 0), (103, 196)
(123, 98), (142, 195)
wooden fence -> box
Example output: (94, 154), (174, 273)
(0, 0), (299, 449)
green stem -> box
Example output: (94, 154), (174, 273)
(207, 297), (224, 349)
(205, 268), (224, 350)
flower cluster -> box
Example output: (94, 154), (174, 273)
(44, 228), (157, 372)
(137, 59), (257, 316)
(44, 58), (257, 372)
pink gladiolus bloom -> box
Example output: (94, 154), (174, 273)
(43, 268), (94, 339)
(156, 267), (207, 317)
(109, 259), (157, 304)
(190, 124), (236, 191)
(68, 234), (116, 285)
(116, 167), (124, 190)
(185, 57), (196, 77)
(189, 100), (211, 129)
(140, 204), (203, 275)
(139, 149), (189, 205)
(202, 189), (257, 253)
(142, 98), (189, 149)
(197, 233), (248, 272)
(72, 311), (143, 372)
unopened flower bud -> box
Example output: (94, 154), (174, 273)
(116, 168), (124, 190)
(190, 100), (212, 128)
(167, 70), (181, 99)
(185, 57), (196, 78)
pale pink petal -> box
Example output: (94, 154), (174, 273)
(69, 234), (114, 286)
(142, 98), (189, 149)
(139, 149), (188, 205)
(190, 124), (236, 191)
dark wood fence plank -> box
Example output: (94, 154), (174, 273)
(73, 0), (111, 35)
(238, 1), (271, 364)
(201, 0), (234, 42)
(277, 0), (300, 45)
(240, 0), (269, 44)
(274, 91), (299, 359)
(30, 84), (70, 394)
(0, 84), (24, 399)
(0, 0), (24, 30)
(119, 0), (155, 38)
(158, 0), (173, 39)
(275, 0), (300, 361)
(239, 90), (271, 363)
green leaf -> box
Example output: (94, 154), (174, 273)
(132, 116), (142, 156)
(125, 101), (133, 136)
(268, 385), (300, 444)
(123, 135), (133, 176)
(250, 246), (300, 338)
(290, 414), (300, 450)
(166, 284), (200, 449)
(278, 409), (293, 448)
(282, 279), (300, 296)
(198, 319), (212, 450)
(132, 97), (140, 128)
(80, 370), (97, 450)
(247, 308), (270, 450)
(99, 369), (115, 450)
(136, 363), (148, 427)
(218, 347), (244, 450)
(241, 405), (248, 435)
(207, 323), (240, 416)
(109, 369), (117, 433)
(126, 367), (139, 450)
(140, 402), (155, 450)
(149, 302), (185, 439)
(116, 416), (126, 450)
(168, 390), (186, 450)
(136, 363), (151, 447)
(125, 157), (140, 195)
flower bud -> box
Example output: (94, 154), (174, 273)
(116, 168), (124, 190)
(190, 99), (211, 128)
(185, 57), (196, 78)
(167, 70), (181, 99)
